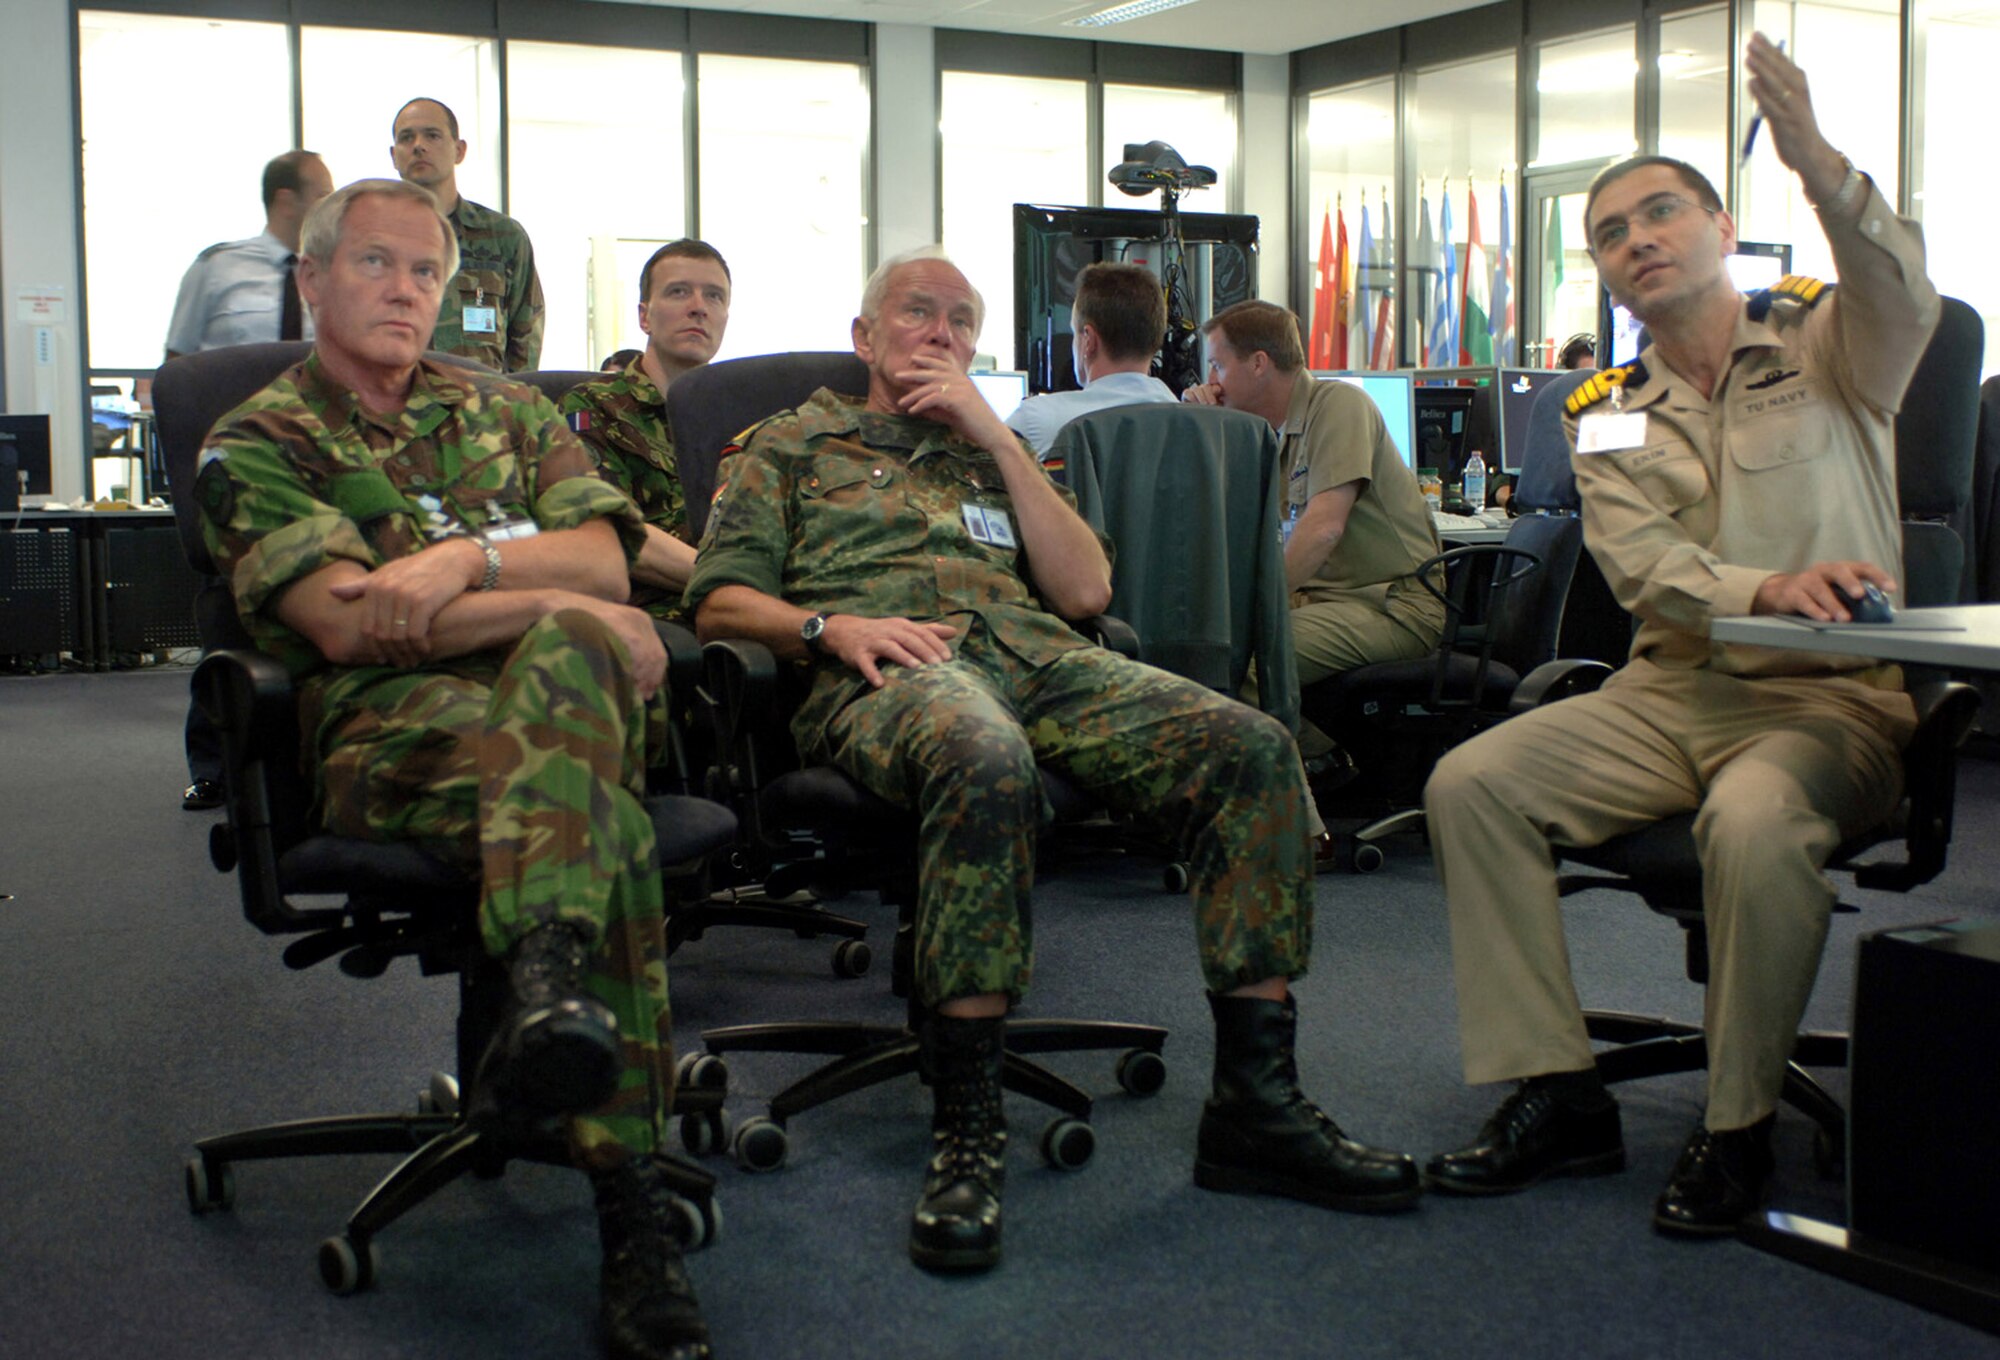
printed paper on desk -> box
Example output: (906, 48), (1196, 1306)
(1576, 412), (1648, 454)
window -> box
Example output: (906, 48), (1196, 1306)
(1914, 0), (2000, 377)
(300, 27), (501, 212)
(940, 72), (1089, 369)
(1413, 53), (1517, 365)
(1740, 0), (1901, 282)
(1657, 6), (1731, 198)
(78, 11), (291, 370)
(1102, 83), (1234, 210)
(697, 54), (870, 361)
(507, 41), (688, 370)
(1532, 27), (1636, 169)
(1303, 78), (1395, 368)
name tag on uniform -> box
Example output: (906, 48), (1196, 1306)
(961, 503), (1017, 548)
(463, 305), (499, 334)
(1576, 411), (1648, 455)
(487, 520), (540, 542)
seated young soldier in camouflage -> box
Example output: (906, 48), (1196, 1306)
(688, 246), (1420, 1276)
(561, 240), (731, 619)
(196, 178), (709, 1360)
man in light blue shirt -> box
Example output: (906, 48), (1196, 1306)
(1006, 262), (1176, 455)
(164, 151), (332, 358)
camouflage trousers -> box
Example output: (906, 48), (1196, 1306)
(814, 625), (1314, 1005)
(313, 610), (672, 1166)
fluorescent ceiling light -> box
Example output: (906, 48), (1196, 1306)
(1067, 0), (1202, 29)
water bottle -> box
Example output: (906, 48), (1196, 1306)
(1463, 451), (1487, 511)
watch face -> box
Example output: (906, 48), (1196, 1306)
(801, 613), (826, 646)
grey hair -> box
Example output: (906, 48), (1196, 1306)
(299, 178), (459, 281)
(858, 244), (984, 336)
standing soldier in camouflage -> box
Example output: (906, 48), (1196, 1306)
(390, 97), (544, 372)
(562, 240), (732, 618)
(688, 245), (1420, 1277)
(196, 178), (709, 1360)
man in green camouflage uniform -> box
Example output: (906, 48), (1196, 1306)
(391, 97), (543, 372)
(562, 240), (733, 618)
(197, 178), (707, 1360)
(689, 246), (1420, 1277)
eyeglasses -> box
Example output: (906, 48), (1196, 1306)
(1589, 193), (1717, 255)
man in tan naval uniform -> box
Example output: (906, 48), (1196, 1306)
(1421, 36), (1937, 1237)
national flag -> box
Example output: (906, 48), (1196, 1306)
(1415, 192), (1437, 365)
(1310, 206), (1336, 370)
(1351, 200), (1374, 370)
(1436, 189), (1459, 367)
(1331, 204), (1350, 369)
(1542, 197), (1566, 364)
(1492, 180), (1514, 361)
(1460, 183), (1493, 365)
(1369, 194), (1395, 369)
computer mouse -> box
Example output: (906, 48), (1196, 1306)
(1835, 582), (1894, 624)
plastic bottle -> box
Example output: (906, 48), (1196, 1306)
(1418, 467), (1442, 512)
(1462, 451), (1487, 511)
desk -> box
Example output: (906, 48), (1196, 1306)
(3, 509), (201, 668)
(1716, 603), (2000, 1336)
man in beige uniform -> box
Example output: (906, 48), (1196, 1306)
(1188, 301), (1444, 683)
(1422, 36), (1935, 1237)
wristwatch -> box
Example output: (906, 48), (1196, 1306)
(800, 612), (831, 654)
(468, 530), (502, 592)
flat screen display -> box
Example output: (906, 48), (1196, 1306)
(1602, 241), (1791, 367)
(1316, 371), (1416, 468)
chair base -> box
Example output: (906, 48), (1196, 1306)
(1583, 1008), (1849, 1175)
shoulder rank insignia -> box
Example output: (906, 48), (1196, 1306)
(1747, 274), (1833, 323)
(1563, 359), (1650, 416)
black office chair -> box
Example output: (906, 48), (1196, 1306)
(1550, 295), (1986, 1171)
(1510, 366), (1629, 667)
(155, 343), (741, 1294)
(1305, 513), (1595, 871)
(667, 353), (1169, 1172)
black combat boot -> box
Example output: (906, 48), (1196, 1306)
(909, 1013), (1008, 1274)
(473, 921), (622, 1124)
(593, 1156), (712, 1360)
(1195, 993), (1421, 1212)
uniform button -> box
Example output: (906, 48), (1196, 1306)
(808, 477), (819, 487)
(935, 556), (945, 563)
(1780, 446), (1796, 461)
(1868, 220), (1883, 237)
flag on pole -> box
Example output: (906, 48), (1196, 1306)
(1461, 183), (1493, 365)
(1331, 203), (1351, 369)
(1370, 193), (1395, 369)
(1542, 197), (1566, 364)
(1437, 188), (1459, 367)
(1351, 199), (1374, 370)
(1415, 191), (1437, 365)
(1310, 206), (1336, 370)
(1492, 179), (1514, 361)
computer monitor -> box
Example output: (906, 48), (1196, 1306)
(1493, 368), (1564, 475)
(1412, 387), (1477, 482)
(0, 414), (53, 503)
(970, 370), (1029, 422)
(1601, 240), (1791, 367)
(1315, 371), (1416, 467)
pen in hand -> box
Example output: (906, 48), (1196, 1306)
(1741, 39), (1787, 158)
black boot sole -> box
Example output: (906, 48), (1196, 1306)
(908, 1237), (1002, 1274)
(1193, 1158), (1423, 1213)
(1423, 1145), (1627, 1197)
(510, 1003), (622, 1114)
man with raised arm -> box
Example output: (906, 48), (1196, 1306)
(1422, 37), (1937, 1237)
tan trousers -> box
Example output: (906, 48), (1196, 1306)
(1423, 658), (1914, 1129)
(1291, 591), (1441, 685)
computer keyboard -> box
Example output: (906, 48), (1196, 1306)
(1432, 512), (1492, 532)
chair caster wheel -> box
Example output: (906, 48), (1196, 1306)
(318, 1234), (379, 1295)
(416, 1071), (460, 1116)
(1040, 1116), (1094, 1170)
(731, 1116), (789, 1172)
(669, 1190), (724, 1251)
(1162, 862), (1191, 893)
(1115, 1047), (1166, 1097)
(184, 1156), (235, 1214)
(675, 1053), (729, 1092)
(679, 1108), (730, 1156)
(831, 938), (872, 979)
(1349, 841), (1384, 874)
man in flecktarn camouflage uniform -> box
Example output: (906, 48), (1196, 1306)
(687, 245), (1422, 1278)
(562, 239), (733, 619)
(196, 177), (709, 1360)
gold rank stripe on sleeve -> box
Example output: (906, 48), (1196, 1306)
(1563, 359), (1647, 416)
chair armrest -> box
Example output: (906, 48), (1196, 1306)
(1508, 658), (1615, 714)
(657, 620), (703, 695)
(1081, 613), (1140, 659)
(699, 637), (788, 799)
(193, 647), (296, 761)
(1854, 679), (1980, 892)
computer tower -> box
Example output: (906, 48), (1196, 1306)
(1848, 919), (2000, 1273)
